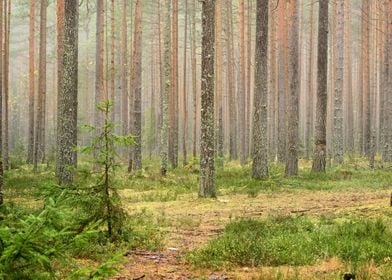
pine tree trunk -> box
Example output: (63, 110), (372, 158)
(3, 0), (10, 170)
(182, 0), (188, 166)
(95, 0), (105, 130)
(312, 0), (329, 172)
(199, 0), (215, 198)
(56, 0), (78, 184)
(0, 0), (4, 205)
(191, 0), (197, 158)
(110, 0), (115, 121)
(226, 0), (238, 160)
(121, 0), (128, 138)
(160, 0), (171, 176)
(238, 0), (246, 165)
(34, 0), (47, 170)
(252, 0), (269, 179)
(344, 0), (354, 154)
(285, 0), (299, 177)
(169, 0), (179, 169)
(305, 1), (314, 159)
(130, 0), (143, 171)
(215, 0), (223, 166)
(27, 0), (35, 165)
(333, 0), (344, 164)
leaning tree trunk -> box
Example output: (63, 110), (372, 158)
(199, 0), (216, 198)
(56, 0), (78, 185)
(252, 0), (269, 179)
(312, 0), (329, 172)
(285, 0), (299, 177)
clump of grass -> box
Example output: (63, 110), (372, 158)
(188, 216), (392, 269)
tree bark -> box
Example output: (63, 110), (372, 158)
(252, 0), (269, 179)
(199, 0), (215, 198)
(333, 0), (345, 164)
(27, 0), (35, 164)
(312, 0), (329, 172)
(56, 0), (79, 185)
(285, 0), (299, 177)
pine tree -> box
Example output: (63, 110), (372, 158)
(27, 0), (35, 165)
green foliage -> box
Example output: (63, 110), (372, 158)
(188, 216), (392, 269)
(77, 101), (134, 240)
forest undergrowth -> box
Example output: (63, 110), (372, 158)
(1, 156), (391, 279)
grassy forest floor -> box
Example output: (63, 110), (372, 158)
(4, 157), (392, 279)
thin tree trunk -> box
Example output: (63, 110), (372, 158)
(0, 0), (4, 205)
(27, 0), (35, 164)
(160, 0), (170, 176)
(182, 0), (188, 166)
(312, 0), (329, 172)
(199, 0), (215, 198)
(215, 0), (223, 166)
(169, 0), (179, 169)
(305, 0), (314, 159)
(238, 0), (246, 165)
(3, 0), (10, 170)
(191, 0), (197, 158)
(226, 0), (237, 160)
(333, 0), (344, 164)
(130, 0), (143, 171)
(34, 0), (47, 170)
(285, 0), (299, 177)
(252, 0), (269, 179)
(121, 0), (128, 137)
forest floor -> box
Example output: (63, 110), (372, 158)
(110, 159), (392, 280)
(5, 158), (392, 279)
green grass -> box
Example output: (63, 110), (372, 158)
(188, 216), (392, 269)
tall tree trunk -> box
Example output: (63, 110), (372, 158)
(344, 0), (354, 154)
(362, 0), (371, 158)
(238, 0), (246, 165)
(160, 0), (171, 175)
(130, 0), (143, 171)
(199, 0), (215, 198)
(95, 0), (105, 129)
(333, 0), (344, 164)
(169, 0), (179, 168)
(56, 0), (64, 177)
(182, 0), (188, 166)
(56, 0), (79, 184)
(252, 0), (269, 179)
(215, 0), (223, 166)
(305, 0), (314, 159)
(191, 0), (198, 158)
(277, 0), (287, 163)
(3, 0), (10, 170)
(27, 0), (35, 164)
(121, 0), (128, 137)
(226, 0), (237, 160)
(34, 0), (47, 170)
(285, 0), (299, 177)
(312, 0), (329, 172)
(110, 0), (115, 120)
(0, 0), (4, 205)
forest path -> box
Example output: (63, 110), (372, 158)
(113, 188), (390, 279)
